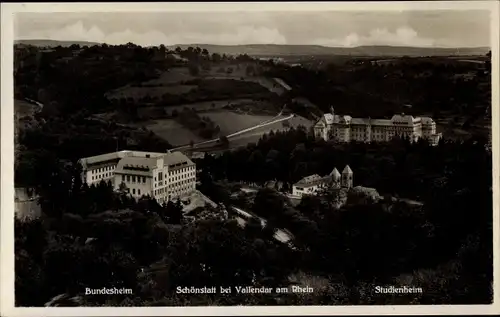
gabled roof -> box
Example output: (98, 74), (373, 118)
(315, 120), (326, 127)
(342, 165), (353, 174)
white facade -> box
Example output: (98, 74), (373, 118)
(78, 150), (196, 204)
(314, 107), (442, 146)
(292, 165), (353, 198)
(292, 174), (326, 197)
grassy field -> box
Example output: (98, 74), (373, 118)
(108, 84), (196, 99)
(202, 111), (276, 135)
(148, 67), (196, 84)
(106, 67), (197, 100)
(195, 115), (314, 150)
(164, 99), (255, 114)
(141, 119), (205, 146)
(106, 61), (279, 101)
(104, 62), (296, 148)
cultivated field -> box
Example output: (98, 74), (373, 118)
(108, 84), (196, 99)
(194, 115), (314, 150)
(163, 99), (255, 114)
(142, 119), (205, 146)
(202, 111), (276, 135)
(148, 67), (196, 84)
(106, 61), (279, 101)
(104, 61), (298, 148)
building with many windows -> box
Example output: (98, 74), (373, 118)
(292, 165), (353, 198)
(314, 107), (442, 145)
(78, 150), (196, 204)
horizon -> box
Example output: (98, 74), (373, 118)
(15, 11), (491, 48)
(15, 38), (491, 50)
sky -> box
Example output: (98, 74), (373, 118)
(14, 11), (491, 48)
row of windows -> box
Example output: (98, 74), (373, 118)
(155, 170), (196, 182)
(122, 175), (147, 184)
(169, 171), (196, 182)
(92, 166), (115, 174)
(154, 177), (193, 189)
(153, 183), (195, 197)
(170, 184), (195, 197)
(169, 178), (196, 188)
(129, 188), (142, 196)
(154, 188), (167, 195)
(92, 172), (113, 181)
(169, 166), (195, 175)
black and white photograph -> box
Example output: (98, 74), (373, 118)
(1, 1), (499, 315)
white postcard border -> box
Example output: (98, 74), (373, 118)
(1, 1), (499, 316)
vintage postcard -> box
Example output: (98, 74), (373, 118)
(1, 1), (499, 316)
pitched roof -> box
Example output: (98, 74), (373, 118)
(342, 165), (353, 174)
(391, 114), (417, 124)
(117, 156), (158, 170)
(323, 113), (334, 124)
(350, 118), (370, 125)
(418, 117), (435, 125)
(315, 120), (326, 127)
(164, 151), (194, 170)
(78, 150), (132, 168)
(294, 174), (327, 187)
(370, 119), (393, 126)
(329, 168), (341, 180)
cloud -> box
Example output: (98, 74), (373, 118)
(17, 20), (287, 46)
(311, 26), (436, 47)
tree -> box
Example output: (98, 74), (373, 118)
(165, 200), (183, 224)
(218, 135), (229, 148)
(211, 53), (221, 63)
(252, 188), (286, 222)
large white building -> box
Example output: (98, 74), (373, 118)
(78, 150), (196, 204)
(292, 165), (353, 198)
(314, 107), (442, 145)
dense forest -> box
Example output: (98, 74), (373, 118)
(14, 43), (493, 306)
(269, 54), (491, 126)
(16, 127), (493, 306)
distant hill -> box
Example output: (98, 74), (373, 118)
(14, 40), (489, 57)
(168, 44), (490, 57)
(14, 39), (101, 47)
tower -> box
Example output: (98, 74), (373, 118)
(330, 106), (335, 116)
(329, 168), (341, 188)
(341, 165), (353, 189)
